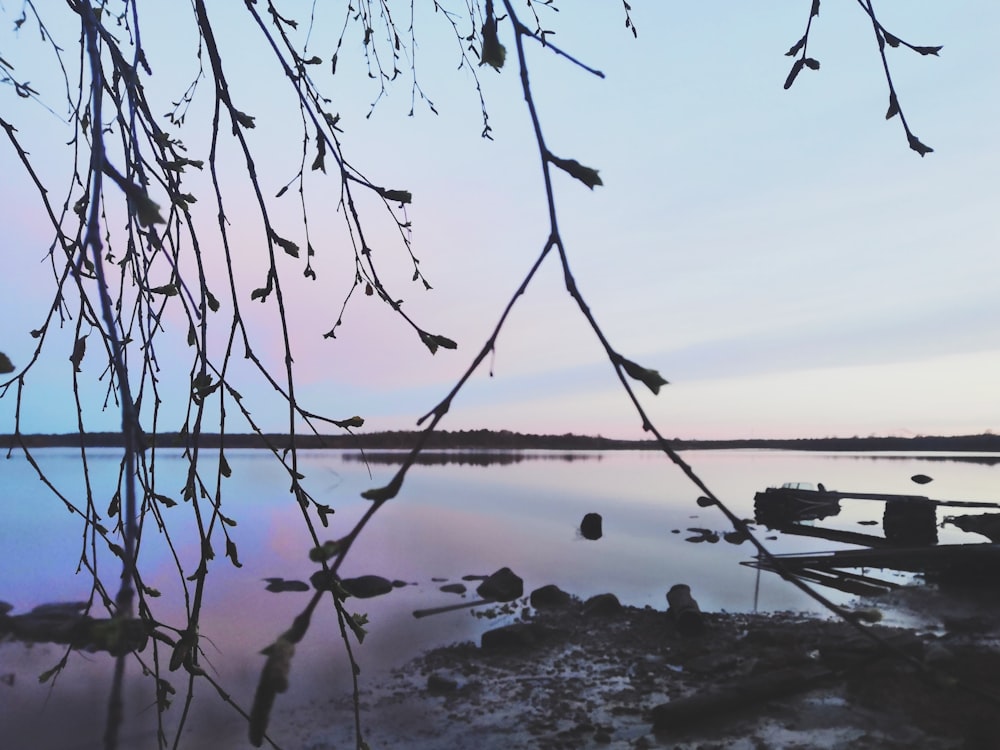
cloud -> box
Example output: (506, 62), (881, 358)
(661, 293), (1000, 384)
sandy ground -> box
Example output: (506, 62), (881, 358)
(292, 584), (1000, 750)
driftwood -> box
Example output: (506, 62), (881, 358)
(650, 664), (835, 732)
(749, 543), (1000, 577)
(651, 631), (924, 733)
(413, 599), (491, 618)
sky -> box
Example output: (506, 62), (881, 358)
(1, 2), (998, 441)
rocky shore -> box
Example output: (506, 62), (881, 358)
(304, 582), (1000, 749)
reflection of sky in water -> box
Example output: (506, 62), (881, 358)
(2, 448), (998, 747)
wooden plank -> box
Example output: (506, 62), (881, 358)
(759, 487), (1000, 508)
(750, 543), (1000, 574)
(740, 562), (899, 597)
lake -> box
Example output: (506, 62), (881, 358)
(2, 447), (998, 748)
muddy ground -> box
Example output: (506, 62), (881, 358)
(308, 584), (1000, 749)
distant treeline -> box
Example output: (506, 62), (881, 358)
(672, 434), (1000, 453)
(3, 429), (999, 453)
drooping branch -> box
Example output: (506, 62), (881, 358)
(782, 0), (940, 156)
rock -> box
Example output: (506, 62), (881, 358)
(666, 584), (704, 636)
(530, 584), (572, 609)
(923, 642), (954, 666)
(310, 570), (346, 593)
(340, 575), (394, 599)
(263, 578), (310, 593)
(476, 567), (523, 602)
(426, 671), (460, 693)
(853, 607), (882, 623)
(582, 593), (622, 617)
(686, 653), (740, 675)
(440, 583), (467, 595)
(580, 512), (603, 540)
(723, 530), (748, 545)
(685, 528), (720, 544)
(481, 622), (550, 651)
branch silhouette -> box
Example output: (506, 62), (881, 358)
(0, 3), (968, 749)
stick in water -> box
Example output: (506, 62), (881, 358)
(412, 598), (494, 619)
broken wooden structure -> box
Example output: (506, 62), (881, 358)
(749, 483), (1000, 594)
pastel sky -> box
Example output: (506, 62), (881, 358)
(1, 3), (998, 440)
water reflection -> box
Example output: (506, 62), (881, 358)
(341, 450), (601, 466)
(818, 453), (1000, 466)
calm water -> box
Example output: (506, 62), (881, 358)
(2, 448), (998, 748)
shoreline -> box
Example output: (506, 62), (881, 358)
(297, 582), (1000, 750)
(4, 430), (1000, 455)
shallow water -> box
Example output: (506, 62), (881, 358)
(1, 447), (997, 748)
